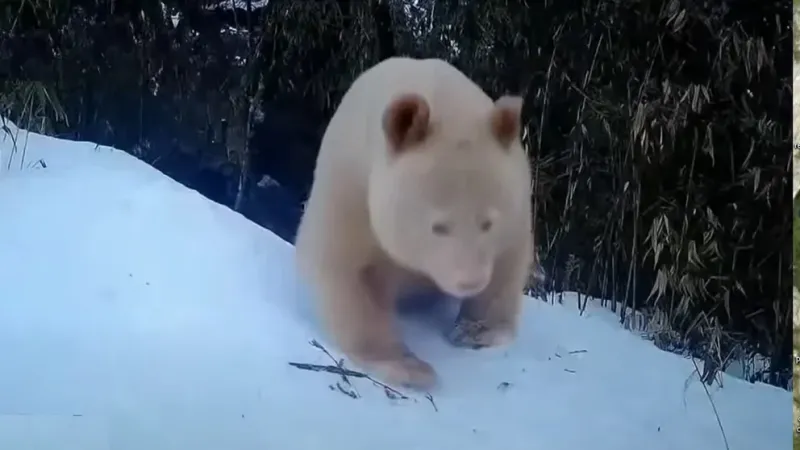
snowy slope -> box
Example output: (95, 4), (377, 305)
(0, 122), (791, 450)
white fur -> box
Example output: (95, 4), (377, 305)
(295, 57), (534, 390)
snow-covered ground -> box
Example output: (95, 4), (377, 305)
(0, 121), (790, 449)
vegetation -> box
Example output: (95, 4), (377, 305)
(0, 0), (792, 389)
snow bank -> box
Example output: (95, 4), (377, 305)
(0, 122), (790, 449)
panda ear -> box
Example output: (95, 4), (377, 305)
(489, 95), (523, 149)
(382, 93), (431, 154)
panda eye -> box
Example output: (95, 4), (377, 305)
(432, 222), (450, 235)
(480, 219), (492, 232)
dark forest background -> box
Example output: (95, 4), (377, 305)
(0, 0), (793, 388)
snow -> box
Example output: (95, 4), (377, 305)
(0, 121), (790, 450)
(204, 0), (270, 10)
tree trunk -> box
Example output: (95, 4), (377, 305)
(371, 0), (396, 60)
